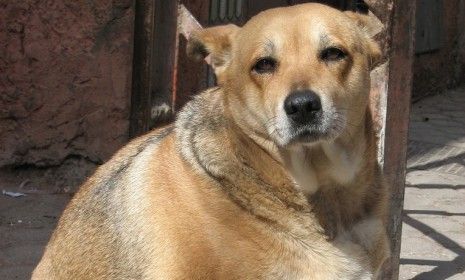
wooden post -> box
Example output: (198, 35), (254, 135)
(129, 0), (210, 137)
(148, 0), (180, 129)
(378, 1), (416, 279)
(129, 0), (157, 137)
(129, 0), (179, 137)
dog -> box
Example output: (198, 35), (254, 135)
(33, 3), (389, 279)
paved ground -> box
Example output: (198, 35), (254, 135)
(0, 87), (464, 279)
(0, 193), (70, 279)
(400, 87), (465, 279)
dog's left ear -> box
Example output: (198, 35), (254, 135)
(345, 11), (383, 69)
(187, 24), (240, 80)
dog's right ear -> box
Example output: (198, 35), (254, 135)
(187, 24), (240, 79)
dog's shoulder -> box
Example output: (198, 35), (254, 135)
(81, 125), (174, 197)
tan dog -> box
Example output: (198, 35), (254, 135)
(33, 4), (389, 279)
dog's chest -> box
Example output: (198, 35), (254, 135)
(288, 149), (320, 195)
(286, 143), (363, 196)
(288, 147), (361, 196)
(260, 242), (372, 280)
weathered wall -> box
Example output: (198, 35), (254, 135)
(0, 0), (134, 168)
(413, 0), (465, 100)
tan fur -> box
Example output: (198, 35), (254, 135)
(33, 4), (389, 279)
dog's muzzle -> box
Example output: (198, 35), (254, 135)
(280, 90), (327, 144)
(284, 90), (322, 125)
(284, 90), (322, 124)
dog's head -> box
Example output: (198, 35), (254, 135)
(188, 3), (381, 147)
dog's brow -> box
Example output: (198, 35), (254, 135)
(319, 34), (331, 48)
(263, 38), (276, 56)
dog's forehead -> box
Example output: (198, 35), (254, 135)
(237, 4), (355, 51)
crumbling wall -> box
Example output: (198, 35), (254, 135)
(0, 0), (134, 170)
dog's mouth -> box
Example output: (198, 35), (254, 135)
(268, 109), (346, 147)
(288, 127), (328, 144)
(282, 124), (334, 146)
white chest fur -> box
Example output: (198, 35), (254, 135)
(288, 147), (319, 195)
(286, 141), (363, 194)
(321, 141), (363, 185)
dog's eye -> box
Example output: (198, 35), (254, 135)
(320, 47), (347, 61)
(252, 58), (277, 74)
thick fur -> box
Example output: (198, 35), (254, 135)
(33, 4), (389, 280)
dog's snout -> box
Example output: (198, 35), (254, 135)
(284, 90), (322, 123)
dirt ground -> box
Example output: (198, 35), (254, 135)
(1, 87), (464, 279)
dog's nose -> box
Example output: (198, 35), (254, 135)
(284, 90), (322, 123)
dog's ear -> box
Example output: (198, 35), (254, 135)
(344, 11), (381, 38)
(345, 11), (383, 69)
(187, 24), (240, 78)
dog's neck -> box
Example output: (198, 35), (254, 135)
(279, 116), (371, 196)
